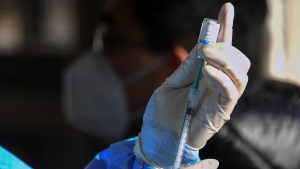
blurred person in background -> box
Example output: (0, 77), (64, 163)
(63, 0), (268, 168)
(1, 0), (298, 168)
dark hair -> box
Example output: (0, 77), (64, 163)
(135, 0), (267, 51)
(135, 0), (268, 79)
(135, 0), (221, 52)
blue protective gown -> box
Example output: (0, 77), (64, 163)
(0, 146), (32, 169)
(85, 137), (200, 169)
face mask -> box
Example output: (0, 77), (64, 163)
(62, 50), (167, 142)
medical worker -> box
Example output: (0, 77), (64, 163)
(85, 2), (251, 168)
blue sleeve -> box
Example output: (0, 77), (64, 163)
(85, 137), (155, 169)
(85, 137), (200, 169)
(0, 146), (32, 169)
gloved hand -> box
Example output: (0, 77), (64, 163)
(134, 3), (250, 168)
(182, 159), (219, 169)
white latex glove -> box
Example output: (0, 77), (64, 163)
(134, 3), (250, 168)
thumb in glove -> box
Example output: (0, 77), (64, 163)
(182, 159), (219, 169)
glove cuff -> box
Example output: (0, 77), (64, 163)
(186, 142), (206, 150)
(134, 133), (162, 168)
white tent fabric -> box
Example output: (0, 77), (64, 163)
(262, 0), (300, 86)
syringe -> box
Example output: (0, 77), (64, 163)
(172, 18), (220, 169)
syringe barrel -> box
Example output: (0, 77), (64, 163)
(188, 88), (198, 101)
(172, 18), (220, 169)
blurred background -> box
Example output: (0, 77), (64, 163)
(0, 0), (107, 168)
(1, 0), (300, 169)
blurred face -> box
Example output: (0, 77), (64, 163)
(100, 0), (156, 77)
